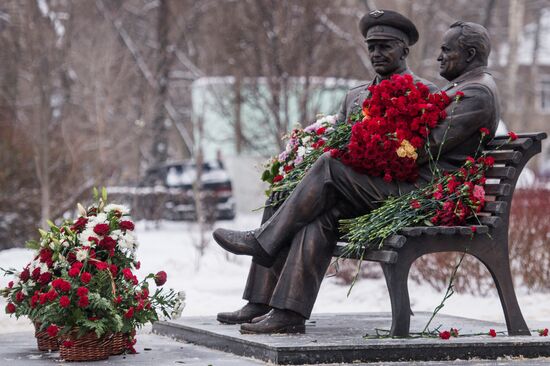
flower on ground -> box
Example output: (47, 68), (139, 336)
(489, 329), (497, 337)
(539, 328), (548, 337)
(508, 131), (518, 141)
(439, 330), (451, 340)
(450, 328), (459, 337)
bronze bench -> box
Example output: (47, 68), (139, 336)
(334, 132), (548, 337)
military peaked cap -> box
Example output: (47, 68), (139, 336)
(359, 9), (419, 46)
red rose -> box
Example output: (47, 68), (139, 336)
(489, 329), (497, 337)
(60, 280), (71, 292)
(59, 295), (70, 308)
(119, 220), (135, 231)
(15, 291), (25, 302)
(72, 261), (83, 270)
(47, 324), (59, 337)
(124, 307), (134, 319)
(470, 226), (477, 233)
(68, 267), (80, 278)
(71, 217), (88, 232)
(38, 272), (52, 285)
(80, 272), (92, 284)
(154, 271), (167, 286)
(539, 328), (548, 337)
(31, 294), (39, 308)
(272, 175), (284, 183)
(5, 303), (16, 314)
(114, 295), (122, 305)
(99, 236), (117, 251)
(450, 328), (459, 337)
(46, 289), (58, 302)
(316, 127), (326, 135)
(31, 267), (41, 281)
(39, 248), (53, 263)
(508, 131), (518, 141)
(439, 330), (451, 340)
(141, 287), (149, 299)
(134, 261), (141, 270)
(62, 340), (74, 348)
(93, 223), (110, 236)
(8, 281), (14, 288)
(410, 200), (421, 209)
(78, 295), (89, 308)
(110, 264), (118, 276)
(76, 287), (89, 297)
(455, 91), (465, 98)
(94, 261), (108, 271)
(122, 268), (133, 281)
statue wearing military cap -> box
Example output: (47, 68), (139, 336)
(360, 9), (419, 46)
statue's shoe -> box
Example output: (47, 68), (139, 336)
(240, 309), (306, 334)
(217, 303), (271, 324)
(212, 228), (274, 267)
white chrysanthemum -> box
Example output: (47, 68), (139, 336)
(110, 229), (122, 241)
(171, 291), (187, 319)
(61, 239), (70, 248)
(92, 212), (108, 224)
(104, 204), (129, 215)
(78, 228), (99, 247)
(297, 146), (306, 157)
(26, 280), (35, 287)
(39, 262), (49, 273)
(76, 248), (89, 262)
(29, 259), (40, 271)
(118, 231), (138, 251)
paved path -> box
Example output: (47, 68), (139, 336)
(2, 329), (550, 365)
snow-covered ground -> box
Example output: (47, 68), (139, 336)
(1, 212), (549, 334)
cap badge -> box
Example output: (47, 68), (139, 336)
(369, 10), (384, 18)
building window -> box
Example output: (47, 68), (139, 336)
(539, 78), (550, 113)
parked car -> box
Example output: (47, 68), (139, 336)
(144, 160), (236, 221)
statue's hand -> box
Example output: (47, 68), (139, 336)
(270, 191), (285, 205)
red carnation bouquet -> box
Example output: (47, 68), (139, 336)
(332, 74), (451, 182)
(340, 129), (517, 254)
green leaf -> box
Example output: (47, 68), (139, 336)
(46, 220), (56, 229)
(25, 240), (40, 250)
(93, 187), (99, 200)
(38, 228), (48, 238)
(101, 187), (108, 202)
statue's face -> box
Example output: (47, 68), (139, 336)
(438, 28), (470, 81)
(366, 39), (407, 76)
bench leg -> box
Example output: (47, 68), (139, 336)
(381, 259), (413, 337)
(473, 249), (531, 336)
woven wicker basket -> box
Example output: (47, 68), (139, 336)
(34, 322), (59, 351)
(110, 332), (126, 355)
(59, 330), (112, 362)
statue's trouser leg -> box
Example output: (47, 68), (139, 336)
(242, 198), (286, 304)
(268, 208), (341, 318)
(255, 153), (401, 256)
